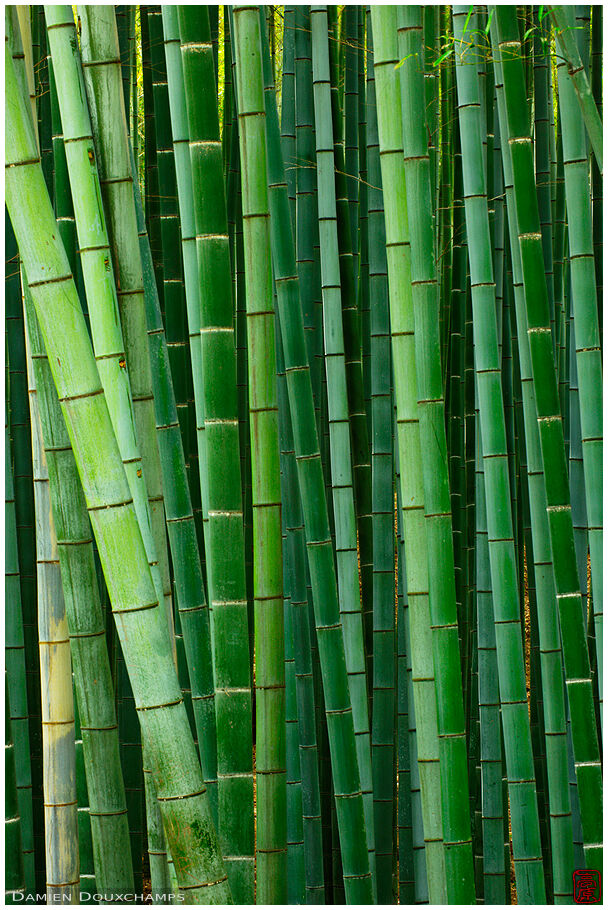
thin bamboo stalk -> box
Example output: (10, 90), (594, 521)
(175, 8), (254, 898)
(5, 677), (26, 904)
(26, 311), (79, 904)
(233, 10), (287, 901)
(5, 222), (36, 898)
(310, 7), (376, 891)
(370, 8), (447, 902)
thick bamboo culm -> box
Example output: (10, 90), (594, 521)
(5, 5), (603, 906)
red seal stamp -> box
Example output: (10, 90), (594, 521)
(573, 870), (601, 904)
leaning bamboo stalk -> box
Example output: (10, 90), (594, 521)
(548, 5), (603, 172)
(77, 4), (173, 634)
(44, 13), (173, 893)
(24, 271), (135, 901)
(130, 140), (219, 825)
(6, 45), (231, 904)
(233, 9), (287, 902)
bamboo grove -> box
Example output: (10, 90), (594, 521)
(4, 4), (603, 905)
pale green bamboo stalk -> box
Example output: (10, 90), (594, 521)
(232, 9), (287, 902)
(77, 4), (173, 635)
(370, 8), (446, 902)
(26, 314), (79, 904)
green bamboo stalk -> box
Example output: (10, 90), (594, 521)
(24, 256), (135, 902)
(294, 7), (323, 433)
(73, 690), (97, 899)
(225, 5), (374, 901)
(554, 7), (603, 715)
(549, 5), (603, 172)
(130, 132), (219, 824)
(475, 427), (506, 904)
(5, 677), (26, 904)
(281, 6), (296, 221)
(366, 18), (394, 901)
(370, 8), (447, 902)
(260, 16), (325, 904)
(5, 224), (36, 898)
(492, 4), (603, 873)
(453, 10), (546, 901)
(44, 12), (175, 892)
(325, 13), (374, 672)
(5, 13), (44, 890)
(6, 44), (231, 904)
(342, 5), (359, 281)
(276, 322), (307, 907)
(310, 7), (376, 889)
(233, 10), (287, 901)
(397, 11), (476, 900)
(141, 8), (162, 302)
(395, 440), (428, 904)
(5, 409), (35, 897)
(77, 4), (173, 634)
(175, 8), (254, 900)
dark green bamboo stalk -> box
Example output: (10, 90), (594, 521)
(5, 404), (35, 896)
(5, 678), (25, 904)
(5, 219), (36, 898)
(365, 18), (394, 901)
(260, 14), (327, 904)
(5, 17), (43, 888)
